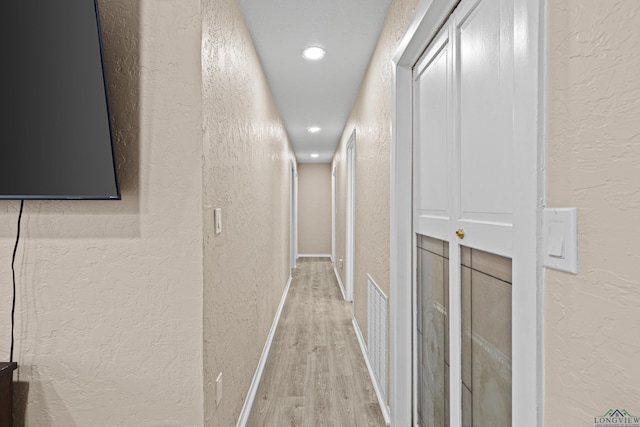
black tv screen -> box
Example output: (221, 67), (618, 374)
(0, 0), (120, 200)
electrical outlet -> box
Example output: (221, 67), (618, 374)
(339, 258), (343, 269)
(216, 372), (223, 406)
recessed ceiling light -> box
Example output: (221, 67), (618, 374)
(307, 126), (321, 133)
(302, 46), (325, 61)
(310, 153), (320, 158)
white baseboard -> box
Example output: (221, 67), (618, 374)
(236, 275), (293, 427)
(297, 253), (331, 258)
(333, 266), (346, 301)
(352, 316), (391, 426)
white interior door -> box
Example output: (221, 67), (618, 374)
(413, 0), (514, 425)
(332, 166), (336, 264)
(290, 161), (298, 269)
(345, 130), (356, 303)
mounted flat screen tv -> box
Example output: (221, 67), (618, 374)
(0, 0), (120, 200)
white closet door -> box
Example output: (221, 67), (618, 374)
(413, 26), (453, 427)
(413, 0), (515, 425)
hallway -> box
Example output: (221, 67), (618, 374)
(0, 0), (637, 425)
(247, 258), (386, 426)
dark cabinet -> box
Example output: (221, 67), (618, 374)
(0, 363), (17, 427)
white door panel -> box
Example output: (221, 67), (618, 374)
(413, 29), (451, 239)
(415, 38), (449, 217)
(457, 0), (514, 248)
(413, 0), (515, 424)
(456, 219), (512, 258)
(415, 216), (449, 242)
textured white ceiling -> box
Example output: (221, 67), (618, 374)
(238, 0), (393, 163)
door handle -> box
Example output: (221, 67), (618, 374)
(455, 228), (465, 239)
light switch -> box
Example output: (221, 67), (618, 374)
(214, 208), (222, 235)
(547, 221), (565, 258)
(216, 372), (222, 406)
(543, 207), (578, 274)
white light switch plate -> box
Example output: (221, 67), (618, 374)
(216, 372), (222, 406)
(543, 207), (578, 274)
(214, 208), (222, 235)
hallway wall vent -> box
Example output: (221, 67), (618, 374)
(367, 274), (388, 402)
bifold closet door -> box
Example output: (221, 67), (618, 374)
(413, 0), (515, 425)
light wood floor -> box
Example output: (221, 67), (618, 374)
(246, 257), (386, 427)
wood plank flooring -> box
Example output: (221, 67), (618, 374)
(246, 257), (386, 427)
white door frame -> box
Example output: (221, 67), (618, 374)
(389, 0), (546, 426)
(332, 166), (337, 264)
(290, 160), (298, 269)
(345, 130), (356, 302)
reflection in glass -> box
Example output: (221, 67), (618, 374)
(417, 235), (449, 427)
(461, 247), (512, 427)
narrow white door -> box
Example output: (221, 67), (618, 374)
(290, 161), (298, 269)
(413, 0), (514, 425)
(332, 167), (336, 264)
(345, 131), (356, 303)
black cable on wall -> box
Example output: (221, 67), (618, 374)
(10, 200), (24, 363)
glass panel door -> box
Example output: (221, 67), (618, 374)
(417, 236), (450, 427)
(461, 246), (512, 426)
(412, 0), (515, 425)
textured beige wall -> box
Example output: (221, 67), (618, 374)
(202, 0), (296, 425)
(298, 164), (332, 255)
(334, 0), (419, 347)
(333, 0), (419, 404)
(0, 0), (204, 425)
(546, 1), (640, 424)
